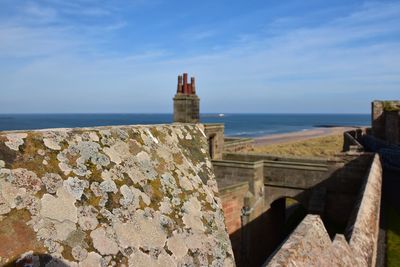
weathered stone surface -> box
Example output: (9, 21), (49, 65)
(348, 154), (382, 266)
(0, 124), (234, 266)
(5, 133), (27, 151)
(40, 187), (78, 223)
(90, 227), (119, 255)
(264, 154), (383, 267)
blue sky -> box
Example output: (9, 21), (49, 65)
(0, 0), (399, 113)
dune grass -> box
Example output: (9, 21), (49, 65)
(387, 206), (400, 267)
(253, 134), (344, 157)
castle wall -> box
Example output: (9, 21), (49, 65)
(385, 110), (400, 144)
(222, 151), (373, 231)
(224, 138), (254, 153)
(346, 154), (382, 266)
(220, 182), (249, 234)
(372, 101), (386, 139)
(219, 182), (249, 266)
(371, 100), (400, 143)
(264, 154), (382, 267)
(343, 129), (366, 152)
(204, 123), (225, 160)
(0, 124), (234, 266)
(212, 159), (264, 198)
(212, 159), (269, 266)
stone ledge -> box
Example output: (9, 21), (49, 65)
(212, 159), (264, 169)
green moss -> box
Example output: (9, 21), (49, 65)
(196, 190), (215, 213)
(114, 178), (126, 188)
(128, 130), (144, 145)
(173, 153), (183, 165)
(114, 252), (128, 266)
(90, 196), (102, 207)
(83, 230), (95, 251)
(61, 245), (75, 262)
(152, 153), (167, 174)
(122, 173), (134, 187)
(46, 151), (65, 177)
(383, 101), (400, 112)
(147, 179), (164, 209)
(285, 198), (298, 207)
(10, 133), (47, 177)
(105, 192), (121, 211)
(138, 198), (147, 210)
(128, 140), (142, 155)
(0, 135), (17, 165)
(387, 205), (400, 267)
(86, 162), (103, 183)
(150, 128), (167, 144)
(178, 137), (205, 165)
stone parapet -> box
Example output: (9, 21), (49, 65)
(264, 154), (382, 267)
(224, 138), (254, 153)
(347, 154), (382, 266)
(0, 124), (234, 266)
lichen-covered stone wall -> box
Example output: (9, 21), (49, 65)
(0, 124), (234, 266)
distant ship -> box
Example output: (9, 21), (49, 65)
(218, 113), (225, 117)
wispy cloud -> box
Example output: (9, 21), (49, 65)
(0, 1), (399, 113)
(23, 2), (58, 21)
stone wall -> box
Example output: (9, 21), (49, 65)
(219, 182), (249, 266)
(346, 154), (382, 266)
(219, 182), (249, 235)
(264, 154), (382, 267)
(0, 124), (234, 266)
(223, 152), (333, 164)
(372, 101), (386, 139)
(212, 159), (264, 198)
(204, 124), (225, 160)
(343, 129), (366, 152)
(212, 159), (268, 266)
(385, 110), (400, 144)
(371, 100), (400, 143)
(223, 151), (373, 232)
(224, 138), (254, 153)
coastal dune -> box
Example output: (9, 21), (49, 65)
(253, 127), (361, 157)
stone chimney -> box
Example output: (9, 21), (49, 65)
(173, 73), (200, 123)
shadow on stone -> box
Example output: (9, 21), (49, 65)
(4, 253), (74, 266)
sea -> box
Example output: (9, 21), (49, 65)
(0, 114), (370, 138)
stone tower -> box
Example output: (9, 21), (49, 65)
(173, 73), (200, 123)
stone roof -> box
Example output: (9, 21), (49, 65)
(0, 124), (234, 266)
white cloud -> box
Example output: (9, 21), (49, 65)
(23, 2), (58, 21)
(0, 1), (399, 113)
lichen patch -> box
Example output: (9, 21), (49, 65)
(5, 133), (27, 151)
(40, 187), (77, 223)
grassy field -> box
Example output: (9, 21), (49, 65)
(387, 205), (400, 267)
(253, 134), (344, 157)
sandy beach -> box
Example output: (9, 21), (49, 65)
(253, 126), (359, 147)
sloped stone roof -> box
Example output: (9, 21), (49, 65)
(0, 124), (234, 266)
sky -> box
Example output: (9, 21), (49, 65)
(0, 0), (399, 114)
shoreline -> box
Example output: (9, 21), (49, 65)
(253, 126), (362, 147)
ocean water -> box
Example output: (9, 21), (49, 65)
(0, 113), (370, 138)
